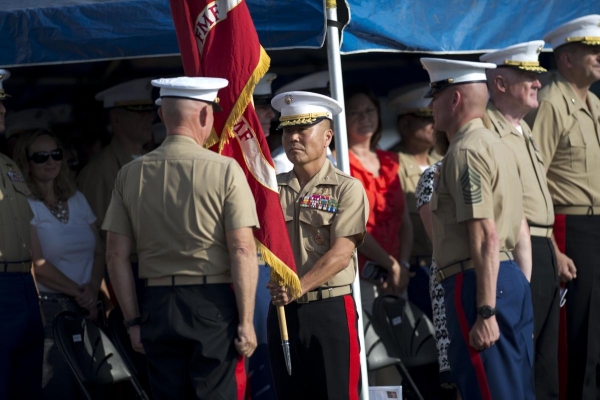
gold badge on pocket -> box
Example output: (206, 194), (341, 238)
(314, 233), (325, 245)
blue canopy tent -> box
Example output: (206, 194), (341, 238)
(0, 0), (326, 67)
(340, 1), (600, 54)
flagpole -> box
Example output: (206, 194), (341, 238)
(325, 1), (369, 399)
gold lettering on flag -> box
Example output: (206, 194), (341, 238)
(232, 116), (278, 192)
(194, 0), (241, 56)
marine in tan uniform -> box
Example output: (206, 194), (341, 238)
(267, 91), (367, 399)
(388, 83), (442, 318)
(0, 69), (44, 399)
(389, 83), (441, 268)
(103, 77), (260, 399)
(481, 40), (559, 399)
(421, 57), (534, 399)
(78, 78), (155, 241)
(524, 15), (600, 400)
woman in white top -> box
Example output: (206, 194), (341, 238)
(14, 130), (104, 399)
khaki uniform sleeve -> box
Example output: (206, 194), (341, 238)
(450, 149), (495, 222)
(222, 161), (260, 231)
(331, 179), (368, 244)
(525, 100), (562, 166)
(101, 170), (134, 239)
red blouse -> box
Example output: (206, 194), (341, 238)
(349, 150), (405, 274)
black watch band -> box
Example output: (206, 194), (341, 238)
(477, 305), (497, 319)
(123, 316), (142, 329)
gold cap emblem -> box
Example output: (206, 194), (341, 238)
(537, 44), (543, 54)
(284, 94), (293, 105)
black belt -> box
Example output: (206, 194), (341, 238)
(1, 259), (31, 273)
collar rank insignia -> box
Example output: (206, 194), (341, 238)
(7, 168), (25, 183)
(300, 193), (339, 213)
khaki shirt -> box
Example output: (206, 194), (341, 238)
(102, 135), (259, 279)
(278, 159), (368, 287)
(525, 72), (600, 209)
(0, 154), (33, 263)
(398, 150), (441, 260)
(78, 138), (134, 232)
(486, 103), (554, 226)
(431, 118), (523, 268)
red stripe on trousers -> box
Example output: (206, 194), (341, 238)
(553, 214), (568, 400)
(343, 295), (360, 400)
(454, 272), (492, 400)
(235, 354), (246, 400)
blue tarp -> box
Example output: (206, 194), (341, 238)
(0, 0), (326, 67)
(341, 1), (600, 54)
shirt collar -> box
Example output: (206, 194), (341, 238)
(486, 102), (522, 138)
(278, 159), (339, 194)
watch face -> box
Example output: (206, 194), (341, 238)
(479, 306), (495, 319)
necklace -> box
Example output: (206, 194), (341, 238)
(44, 199), (69, 224)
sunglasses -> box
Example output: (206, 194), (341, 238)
(28, 149), (64, 164)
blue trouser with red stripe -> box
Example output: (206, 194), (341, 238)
(442, 260), (535, 400)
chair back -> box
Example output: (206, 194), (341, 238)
(372, 294), (438, 369)
(362, 309), (401, 371)
(53, 311), (133, 386)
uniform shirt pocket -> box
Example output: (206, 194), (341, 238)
(567, 125), (587, 171)
(298, 209), (333, 253)
(429, 194), (446, 235)
(11, 182), (34, 222)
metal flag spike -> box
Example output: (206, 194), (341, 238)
(276, 305), (292, 375)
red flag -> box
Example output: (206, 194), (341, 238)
(169, 0), (300, 296)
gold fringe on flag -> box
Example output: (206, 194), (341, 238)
(203, 127), (220, 150)
(257, 240), (302, 299)
(218, 46), (271, 153)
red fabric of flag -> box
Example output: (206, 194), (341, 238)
(168, 0), (300, 295)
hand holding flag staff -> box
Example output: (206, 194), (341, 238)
(168, 0), (300, 375)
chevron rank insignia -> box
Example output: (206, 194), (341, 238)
(460, 166), (482, 205)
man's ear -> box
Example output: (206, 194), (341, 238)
(494, 75), (506, 92)
(560, 51), (573, 69)
(397, 115), (408, 135)
(199, 105), (208, 127)
(452, 90), (461, 110)
(324, 127), (333, 147)
(157, 107), (164, 122)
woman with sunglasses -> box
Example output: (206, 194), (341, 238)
(14, 130), (104, 399)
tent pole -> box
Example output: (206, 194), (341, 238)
(325, 2), (369, 399)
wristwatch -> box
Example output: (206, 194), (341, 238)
(477, 305), (497, 319)
(123, 316), (142, 329)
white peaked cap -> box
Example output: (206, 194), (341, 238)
(420, 58), (496, 98)
(5, 108), (53, 138)
(480, 41), (547, 73)
(95, 78), (154, 110)
(271, 91), (342, 129)
(544, 14), (600, 50)
(388, 83), (432, 117)
(0, 69), (11, 100)
(254, 72), (277, 97)
(275, 71), (330, 95)
(152, 77), (228, 111)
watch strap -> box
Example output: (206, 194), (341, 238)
(123, 316), (142, 328)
